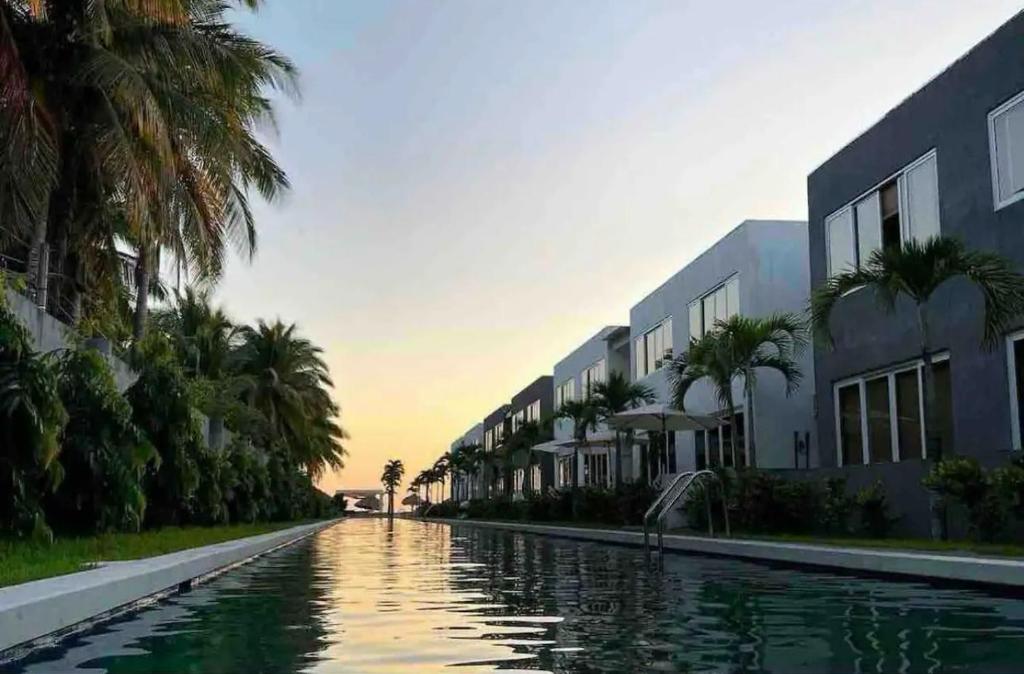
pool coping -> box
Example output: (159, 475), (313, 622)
(0, 519), (339, 659)
(426, 518), (1024, 589)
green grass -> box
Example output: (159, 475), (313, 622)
(0, 522), (304, 588)
(735, 532), (1024, 558)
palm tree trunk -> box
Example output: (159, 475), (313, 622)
(917, 304), (946, 540)
(132, 244), (151, 342)
(613, 431), (623, 490)
(744, 385), (755, 468)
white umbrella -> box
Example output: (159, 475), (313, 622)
(531, 439), (568, 454)
(606, 403), (720, 433)
(607, 404), (720, 477)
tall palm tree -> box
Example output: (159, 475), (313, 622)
(234, 320), (347, 480)
(591, 372), (656, 489)
(380, 459), (404, 518)
(455, 442), (481, 500)
(556, 399), (597, 507)
(668, 330), (738, 466)
(0, 0), (295, 332)
(432, 453), (450, 502)
(812, 237), (1024, 465)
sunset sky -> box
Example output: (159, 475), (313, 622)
(215, 0), (1022, 493)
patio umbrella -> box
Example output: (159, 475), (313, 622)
(531, 439), (575, 457)
(607, 404), (720, 476)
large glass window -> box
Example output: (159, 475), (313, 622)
(689, 277), (740, 340)
(695, 412), (745, 468)
(990, 91), (1024, 209)
(555, 378), (575, 407)
(582, 359), (606, 398)
(895, 369), (923, 460)
(635, 319), (673, 378)
(837, 358), (953, 465)
(865, 376), (892, 463)
(1011, 335), (1024, 450)
(526, 399), (542, 423)
(584, 452), (609, 488)
(838, 383), (863, 466)
(826, 152), (940, 275)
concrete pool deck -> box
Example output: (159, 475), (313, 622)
(427, 518), (1024, 589)
(0, 519), (338, 657)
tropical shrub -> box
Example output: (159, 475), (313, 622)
(855, 482), (897, 538)
(0, 301), (66, 539)
(47, 349), (157, 533)
(127, 337), (205, 526)
(924, 457), (1024, 541)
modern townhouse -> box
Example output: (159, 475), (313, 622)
(629, 220), (816, 481)
(450, 422), (484, 501)
(482, 404), (510, 497)
(552, 326), (632, 488)
(806, 12), (1024, 533)
(508, 375), (555, 497)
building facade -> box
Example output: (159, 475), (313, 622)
(806, 12), (1024, 533)
(629, 220), (816, 478)
(508, 375), (555, 496)
(552, 326), (631, 488)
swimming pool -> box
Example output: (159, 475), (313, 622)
(7, 517), (1024, 672)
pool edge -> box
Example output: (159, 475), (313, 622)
(0, 519), (341, 663)
(424, 517), (1024, 590)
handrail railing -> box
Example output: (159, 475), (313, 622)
(643, 471), (694, 554)
(644, 470), (730, 563)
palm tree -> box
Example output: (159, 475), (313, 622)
(556, 400), (597, 508)
(669, 314), (804, 468)
(234, 320), (347, 480)
(455, 442), (482, 500)
(0, 1), (295, 332)
(591, 372), (656, 488)
(812, 237), (1024, 465)
(813, 237), (1024, 539)
(380, 459), (405, 518)
(432, 453), (451, 502)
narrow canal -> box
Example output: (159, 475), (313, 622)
(8, 517), (1024, 673)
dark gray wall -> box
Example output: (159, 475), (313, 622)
(510, 375), (555, 423)
(807, 12), (1024, 533)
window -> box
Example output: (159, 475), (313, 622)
(530, 464), (541, 492)
(557, 457), (573, 488)
(695, 412), (746, 468)
(835, 357), (952, 465)
(990, 90), (1024, 209)
(555, 378), (575, 407)
(634, 319), (673, 378)
(1008, 332), (1024, 450)
(584, 452), (609, 488)
(582, 359), (606, 398)
(511, 409), (525, 433)
(688, 277), (740, 340)
(525, 399), (541, 423)
(826, 151), (940, 275)
(513, 468), (524, 494)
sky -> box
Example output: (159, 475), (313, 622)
(216, 0), (1024, 493)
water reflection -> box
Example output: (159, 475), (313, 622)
(6, 518), (1024, 673)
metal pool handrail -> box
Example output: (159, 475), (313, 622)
(655, 470), (730, 561)
(643, 471), (695, 555)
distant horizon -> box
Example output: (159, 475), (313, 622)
(214, 0), (1023, 493)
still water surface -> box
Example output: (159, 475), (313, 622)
(7, 517), (1024, 673)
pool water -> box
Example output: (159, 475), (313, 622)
(6, 517), (1024, 673)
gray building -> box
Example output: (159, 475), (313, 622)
(552, 326), (631, 487)
(629, 220), (815, 478)
(806, 11), (1024, 534)
(482, 404), (510, 497)
(508, 375), (555, 496)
